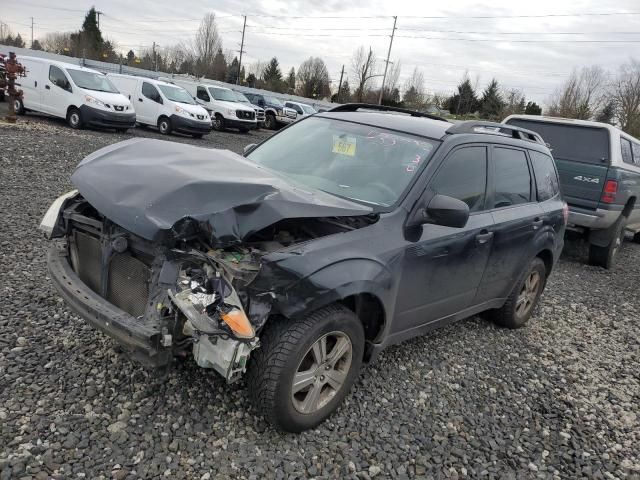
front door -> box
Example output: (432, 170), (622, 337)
(136, 81), (161, 125)
(43, 65), (74, 117)
(394, 145), (494, 332)
(476, 146), (544, 301)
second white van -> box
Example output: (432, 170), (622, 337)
(108, 74), (212, 138)
(15, 56), (135, 131)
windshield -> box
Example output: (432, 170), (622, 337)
(67, 69), (119, 93)
(234, 91), (251, 103)
(247, 117), (439, 207)
(264, 96), (283, 106)
(302, 105), (317, 114)
(208, 87), (237, 102)
(158, 85), (195, 104)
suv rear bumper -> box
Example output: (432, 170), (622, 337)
(568, 205), (621, 230)
(47, 241), (170, 367)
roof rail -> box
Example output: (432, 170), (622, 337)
(446, 120), (545, 145)
(328, 103), (450, 123)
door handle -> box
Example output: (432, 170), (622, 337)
(138, 98), (143, 102)
(45, 85), (50, 90)
(35, 81), (37, 87)
(532, 217), (544, 230)
(475, 231), (494, 245)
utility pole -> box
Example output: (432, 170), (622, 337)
(337, 65), (344, 103)
(236, 15), (247, 85)
(30, 17), (34, 48)
(152, 41), (157, 71)
(378, 16), (397, 105)
(96, 11), (103, 30)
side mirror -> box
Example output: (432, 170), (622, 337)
(243, 143), (257, 156)
(407, 194), (469, 228)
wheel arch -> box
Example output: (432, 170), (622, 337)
(535, 248), (554, 278)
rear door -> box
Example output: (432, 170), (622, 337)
(476, 145), (544, 302)
(19, 59), (43, 111)
(505, 118), (610, 209)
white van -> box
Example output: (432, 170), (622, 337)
(108, 74), (211, 138)
(284, 101), (317, 120)
(167, 79), (256, 133)
(15, 56), (135, 131)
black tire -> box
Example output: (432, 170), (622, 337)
(192, 133), (204, 139)
(14, 98), (25, 115)
(246, 305), (364, 432)
(158, 116), (172, 135)
(67, 107), (83, 129)
(588, 216), (626, 269)
(0, 90), (5, 102)
(633, 232), (640, 244)
(212, 114), (225, 131)
(489, 257), (547, 329)
(264, 113), (277, 130)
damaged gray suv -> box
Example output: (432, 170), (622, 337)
(41, 104), (566, 432)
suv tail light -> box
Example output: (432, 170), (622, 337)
(562, 202), (569, 225)
(601, 179), (618, 204)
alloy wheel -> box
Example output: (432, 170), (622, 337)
(291, 331), (353, 414)
(516, 270), (541, 318)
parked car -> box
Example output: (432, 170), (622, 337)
(41, 104), (565, 433)
(243, 92), (296, 129)
(284, 100), (317, 120)
(108, 74), (211, 138)
(232, 90), (265, 127)
(166, 79), (256, 133)
(504, 115), (640, 268)
(14, 56), (135, 131)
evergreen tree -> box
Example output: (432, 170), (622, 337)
(524, 101), (542, 115)
(14, 33), (26, 48)
(246, 73), (257, 88)
(31, 39), (43, 50)
(127, 50), (135, 64)
(262, 57), (284, 92)
(287, 67), (296, 92)
(447, 77), (479, 115)
(480, 79), (505, 120)
(211, 48), (227, 80)
(596, 101), (615, 124)
(226, 57), (239, 83)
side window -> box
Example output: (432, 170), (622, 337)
(632, 141), (640, 166)
(430, 146), (487, 212)
(621, 138), (634, 165)
(49, 66), (71, 91)
(530, 150), (560, 201)
(142, 82), (161, 103)
(493, 147), (532, 208)
(196, 86), (210, 101)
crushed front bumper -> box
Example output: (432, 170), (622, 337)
(47, 241), (171, 367)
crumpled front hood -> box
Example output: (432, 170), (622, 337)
(71, 138), (371, 246)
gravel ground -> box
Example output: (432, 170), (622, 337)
(0, 111), (639, 480)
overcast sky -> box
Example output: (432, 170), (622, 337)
(4, 0), (640, 105)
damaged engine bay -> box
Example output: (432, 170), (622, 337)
(55, 193), (377, 382)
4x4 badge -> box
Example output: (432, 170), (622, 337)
(573, 175), (600, 183)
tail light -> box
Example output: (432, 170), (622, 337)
(562, 202), (569, 225)
(601, 180), (618, 204)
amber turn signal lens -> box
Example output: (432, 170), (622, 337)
(221, 309), (255, 339)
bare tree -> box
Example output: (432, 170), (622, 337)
(403, 67), (425, 109)
(296, 57), (331, 99)
(182, 13), (221, 77)
(547, 66), (607, 119)
(41, 32), (73, 54)
(247, 60), (267, 79)
(610, 59), (640, 137)
(351, 46), (376, 102)
(502, 89), (526, 118)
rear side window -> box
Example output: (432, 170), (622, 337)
(49, 66), (71, 91)
(142, 82), (161, 103)
(632, 142), (640, 166)
(493, 147), (531, 208)
(506, 119), (609, 165)
(197, 86), (210, 101)
(431, 146), (487, 212)
(530, 150), (560, 201)
(621, 138), (634, 165)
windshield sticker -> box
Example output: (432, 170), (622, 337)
(333, 135), (357, 156)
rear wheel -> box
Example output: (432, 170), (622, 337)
(14, 98), (25, 115)
(589, 216), (626, 269)
(488, 257), (546, 329)
(158, 116), (172, 135)
(67, 107), (83, 129)
(212, 114), (225, 131)
(264, 113), (277, 130)
(247, 305), (364, 432)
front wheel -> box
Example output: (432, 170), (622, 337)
(264, 114), (277, 130)
(158, 116), (172, 135)
(247, 305), (364, 432)
(488, 257), (547, 329)
(14, 98), (25, 115)
(589, 215), (626, 269)
(67, 107), (83, 129)
(212, 114), (225, 131)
